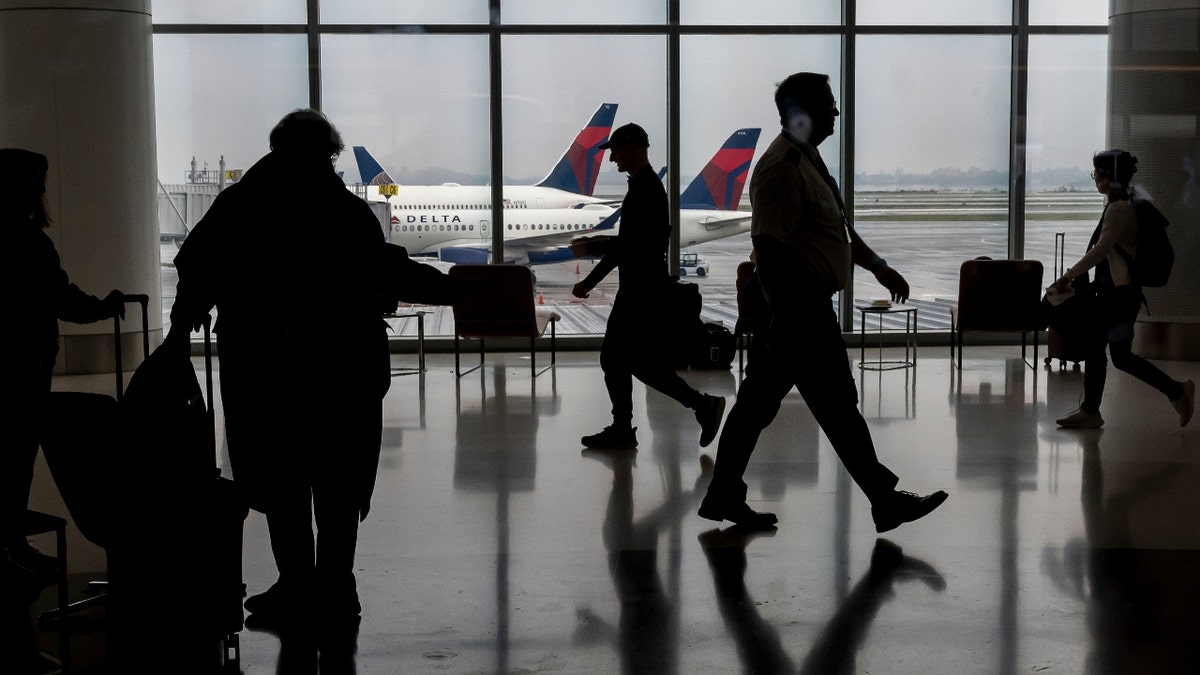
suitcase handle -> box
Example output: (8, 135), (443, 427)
(113, 293), (151, 400)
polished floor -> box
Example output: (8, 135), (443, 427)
(24, 344), (1200, 674)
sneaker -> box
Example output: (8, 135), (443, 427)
(581, 426), (638, 450)
(1172, 380), (1195, 427)
(872, 490), (949, 534)
(694, 395), (727, 448)
(1056, 408), (1104, 428)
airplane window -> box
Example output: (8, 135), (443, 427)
(469, 225), (474, 231)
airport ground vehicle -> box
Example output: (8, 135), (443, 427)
(679, 252), (710, 277)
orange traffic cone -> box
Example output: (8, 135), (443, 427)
(538, 292), (545, 305)
(575, 262), (581, 275)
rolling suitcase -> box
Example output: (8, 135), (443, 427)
(40, 295), (151, 552)
(1044, 233), (1087, 370)
(110, 314), (248, 671)
(36, 295), (150, 671)
(45, 312), (249, 672)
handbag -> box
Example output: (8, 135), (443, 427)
(1040, 275), (1096, 338)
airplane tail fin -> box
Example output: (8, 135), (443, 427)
(679, 128), (760, 210)
(535, 103), (618, 196)
(352, 146), (395, 185)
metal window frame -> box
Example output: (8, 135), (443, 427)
(153, 0), (1107, 332)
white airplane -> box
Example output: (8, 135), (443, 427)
(553, 127), (763, 265)
(354, 127), (761, 266)
(352, 102), (617, 212)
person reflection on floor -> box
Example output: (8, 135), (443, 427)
(267, 621), (359, 675)
(697, 527), (791, 673)
(574, 446), (706, 675)
(1069, 431), (1191, 674)
(698, 533), (944, 675)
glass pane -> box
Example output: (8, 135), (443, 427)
(858, 0), (1010, 26)
(502, 0), (665, 25)
(153, 34), (310, 327)
(853, 35), (1012, 331)
(321, 34), (492, 336)
(501, 35), (666, 335)
(682, 0), (840, 26)
(152, 1), (306, 24)
(321, 0), (488, 25)
(681, 35), (842, 334)
(322, 34), (491, 185)
(1030, 1), (1109, 26)
(1025, 35), (1108, 285)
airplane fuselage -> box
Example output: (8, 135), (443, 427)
(368, 183), (605, 211)
(387, 198), (616, 257)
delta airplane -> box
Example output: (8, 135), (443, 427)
(550, 127), (763, 265)
(353, 102), (617, 211)
(354, 127), (761, 266)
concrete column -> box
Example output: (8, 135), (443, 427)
(1110, 1), (1200, 358)
(0, 0), (159, 374)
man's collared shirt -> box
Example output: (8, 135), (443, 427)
(749, 132), (851, 292)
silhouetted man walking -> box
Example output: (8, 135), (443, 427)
(699, 73), (948, 531)
(573, 123), (725, 450)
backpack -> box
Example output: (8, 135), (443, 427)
(690, 322), (736, 370)
(664, 279), (703, 369)
(1119, 198), (1175, 287)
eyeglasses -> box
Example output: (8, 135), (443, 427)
(1090, 170), (1110, 180)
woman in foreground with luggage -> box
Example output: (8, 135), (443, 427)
(0, 149), (125, 583)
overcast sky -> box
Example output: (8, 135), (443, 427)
(152, 2), (1108, 190)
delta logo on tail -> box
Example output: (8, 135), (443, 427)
(535, 103), (618, 197)
(679, 128), (760, 211)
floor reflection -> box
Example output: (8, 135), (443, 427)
(700, 531), (945, 675)
(452, 366), (557, 672)
(268, 620), (360, 675)
(572, 388), (703, 675)
(953, 357), (1041, 672)
(1041, 430), (1200, 674)
(25, 349), (1200, 672)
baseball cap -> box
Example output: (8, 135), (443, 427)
(599, 123), (649, 150)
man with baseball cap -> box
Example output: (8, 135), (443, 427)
(573, 123), (726, 450)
